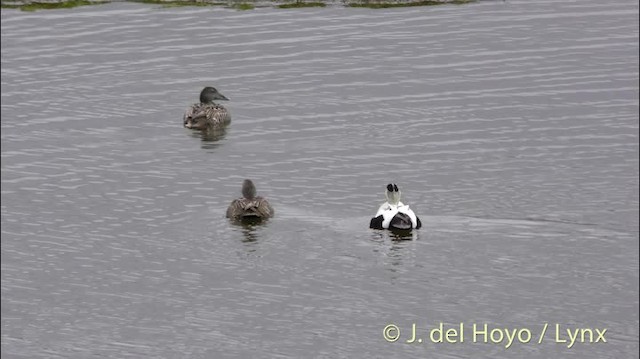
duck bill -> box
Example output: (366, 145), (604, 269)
(214, 93), (229, 101)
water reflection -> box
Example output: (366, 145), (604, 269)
(186, 127), (228, 149)
(370, 230), (419, 277)
(369, 229), (419, 242)
(388, 229), (419, 241)
(229, 217), (269, 244)
(387, 241), (410, 269)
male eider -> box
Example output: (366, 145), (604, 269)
(183, 86), (231, 130)
(226, 179), (275, 220)
(370, 183), (422, 230)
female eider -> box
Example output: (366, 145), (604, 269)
(370, 183), (422, 230)
(226, 179), (275, 220)
(183, 86), (231, 130)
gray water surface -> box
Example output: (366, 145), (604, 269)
(1, 1), (639, 358)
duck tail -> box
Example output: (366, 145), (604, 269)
(389, 212), (413, 230)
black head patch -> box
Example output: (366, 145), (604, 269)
(387, 184), (394, 192)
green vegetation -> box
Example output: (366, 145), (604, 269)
(347, 0), (473, 8)
(148, 0), (257, 9)
(277, 1), (325, 8)
(129, 0), (224, 7)
(229, 1), (254, 9)
(0, 0), (105, 10)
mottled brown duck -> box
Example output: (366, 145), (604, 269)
(226, 179), (275, 220)
(183, 86), (231, 130)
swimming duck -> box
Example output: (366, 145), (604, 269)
(226, 179), (275, 220)
(370, 183), (422, 230)
(183, 86), (231, 130)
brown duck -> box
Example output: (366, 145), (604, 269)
(183, 87), (231, 130)
(226, 179), (275, 220)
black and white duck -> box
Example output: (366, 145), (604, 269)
(370, 183), (422, 230)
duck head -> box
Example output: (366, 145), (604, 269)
(200, 86), (229, 104)
(385, 183), (401, 205)
(242, 179), (257, 200)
